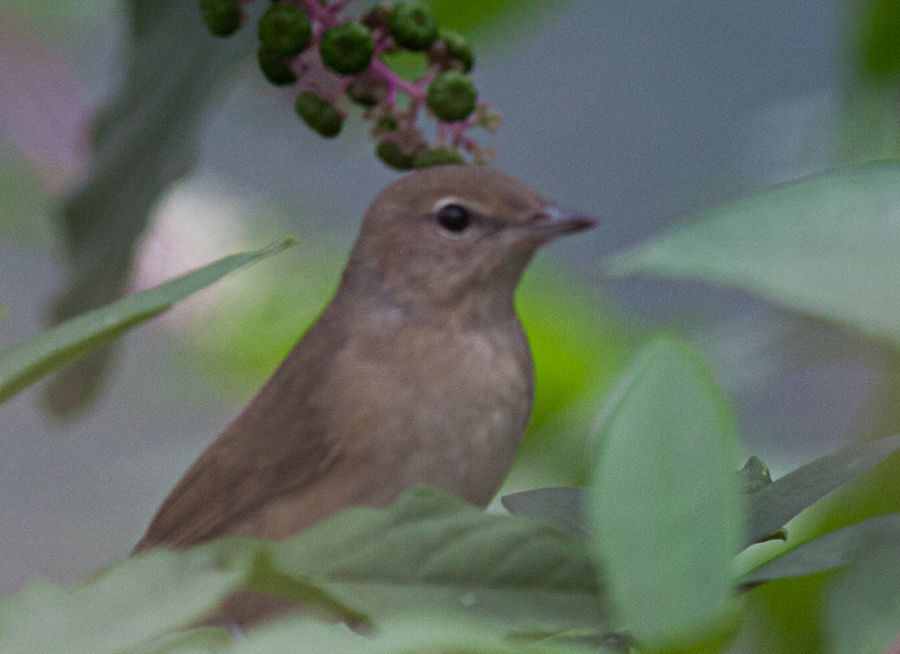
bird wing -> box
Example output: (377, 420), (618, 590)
(134, 317), (345, 552)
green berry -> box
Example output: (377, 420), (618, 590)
(438, 30), (473, 72)
(320, 22), (374, 75)
(426, 71), (477, 122)
(389, 1), (438, 51)
(412, 148), (465, 168)
(376, 141), (417, 170)
(258, 4), (312, 58)
(257, 48), (297, 86)
(377, 115), (398, 131)
(200, 0), (242, 37)
(295, 92), (343, 138)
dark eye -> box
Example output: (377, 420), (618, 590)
(436, 204), (471, 233)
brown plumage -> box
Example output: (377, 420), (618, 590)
(133, 165), (595, 625)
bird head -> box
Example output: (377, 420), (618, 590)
(342, 166), (596, 324)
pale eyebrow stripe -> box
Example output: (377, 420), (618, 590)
(431, 196), (491, 215)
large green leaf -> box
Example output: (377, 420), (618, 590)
(0, 547), (245, 654)
(825, 536), (900, 654)
(235, 613), (602, 654)
(607, 163), (900, 347)
(268, 485), (605, 632)
(46, 0), (258, 415)
(0, 238), (294, 404)
(589, 338), (743, 652)
(742, 513), (900, 586)
(745, 433), (900, 545)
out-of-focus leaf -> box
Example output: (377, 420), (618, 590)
(825, 536), (900, 654)
(0, 547), (246, 654)
(745, 433), (900, 546)
(0, 238), (294, 404)
(270, 485), (606, 631)
(47, 0), (258, 415)
(743, 513), (900, 586)
(607, 164), (900, 348)
(501, 487), (588, 538)
(588, 338), (743, 652)
(856, 0), (900, 83)
(427, 0), (567, 43)
(237, 613), (601, 654)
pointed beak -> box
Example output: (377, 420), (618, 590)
(527, 205), (597, 241)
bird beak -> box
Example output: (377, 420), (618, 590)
(527, 205), (597, 241)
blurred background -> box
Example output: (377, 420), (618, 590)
(0, 0), (887, 622)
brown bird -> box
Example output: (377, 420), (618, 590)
(134, 165), (595, 625)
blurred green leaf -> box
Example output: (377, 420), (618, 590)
(608, 164), (900, 348)
(857, 0), (900, 83)
(825, 536), (900, 654)
(589, 338), (743, 652)
(745, 433), (900, 546)
(426, 0), (566, 44)
(0, 238), (294, 404)
(237, 613), (601, 654)
(0, 547), (245, 654)
(501, 487), (588, 539)
(744, 513), (900, 586)
(47, 0), (258, 415)
(270, 485), (606, 631)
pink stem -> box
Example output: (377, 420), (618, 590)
(370, 58), (423, 100)
(301, 0), (330, 25)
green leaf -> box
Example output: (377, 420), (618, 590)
(589, 338), (743, 652)
(742, 513), (900, 586)
(745, 433), (900, 546)
(0, 547), (246, 654)
(47, 0), (258, 415)
(426, 0), (567, 44)
(0, 238), (294, 404)
(606, 163), (900, 347)
(236, 613), (601, 654)
(825, 536), (900, 654)
(269, 485), (606, 632)
(501, 487), (589, 538)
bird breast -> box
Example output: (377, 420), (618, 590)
(322, 310), (535, 508)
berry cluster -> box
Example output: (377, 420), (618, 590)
(199, 0), (500, 169)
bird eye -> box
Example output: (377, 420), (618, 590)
(436, 204), (471, 233)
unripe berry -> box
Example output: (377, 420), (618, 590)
(258, 48), (297, 86)
(438, 30), (473, 72)
(295, 92), (343, 138)
(412, 147), (465, 168)
(389, 2), (438, 51)
(200, 0), (241, 37)
(320, 22), (375, 75)
(426, 71), (477, 122)
(376, 141), (417, 170)
(258, 4), (313, 58)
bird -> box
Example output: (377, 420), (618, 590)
(133, 164), (595, 625)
